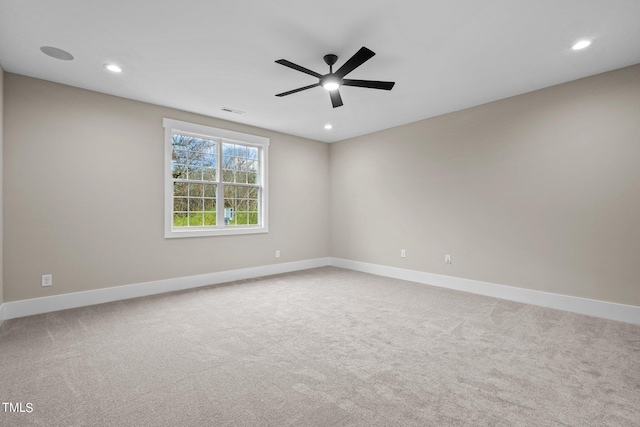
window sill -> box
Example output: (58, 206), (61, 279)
(165, 226), (268, 239)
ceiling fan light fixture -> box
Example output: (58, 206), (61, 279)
(322, 79), (340, 91)
(323, 82), (340, 91)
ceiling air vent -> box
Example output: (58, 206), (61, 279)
(221, 107), (245, 114)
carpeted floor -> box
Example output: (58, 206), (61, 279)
(1, 266), (639, 426)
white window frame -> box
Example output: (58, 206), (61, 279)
(163, 118), (269, 238)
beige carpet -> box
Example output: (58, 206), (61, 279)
(1, 267), (639, 426)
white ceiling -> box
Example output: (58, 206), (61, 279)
(1, 1), (639, 143)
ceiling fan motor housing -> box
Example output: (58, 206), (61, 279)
(324, 54), (338, 67)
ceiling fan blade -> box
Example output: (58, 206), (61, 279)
(334, 47), (375, 78)
(275, 83), (320, 97)
(329, 90), (343, 108)
(275, 59), (322, 78)
(342, 79), (395, 90)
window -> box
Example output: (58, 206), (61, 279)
(163, 118), (269, 238)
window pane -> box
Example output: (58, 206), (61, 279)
(189, 198), (203, 211)
(248, 212), (258, 225)
(172, 135), (189, 149)
(203, 184), (216, 198)
(201, 139), (216, 154)
(172, 164), (187, 180)
(222, 145), (234, 171)
(221, 185), (259, 226)
(222, 169), (234, 183)
(247, 147), (258, 160)
(189, 183), (203, 197)
(203, 154), (216, 168)
(174, 182), (188, 197)
(204, 212), (216, 226)
(172, 148), (188, 164)
(235, 187), (248, 198)
(234, 212), (247, 225)
(222, 143), (235, 157)
(203, 168), (216, 181)
(173, 213), (188, 227)
(236, 199), (248, 211)
(235, 145), (247, 158)
(222, 157), (234, 171)
(235, 171), (247, 184)
(187, 138), (203, 152)
(188, 212), (203, 227)
(204, 199), (216, 212)
(174, 198), (188, 211)
(187, 166), (202, 181)
(187, 151), (202, 166)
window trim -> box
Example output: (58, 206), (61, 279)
(163, 118), (269, 238)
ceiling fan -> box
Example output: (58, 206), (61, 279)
(275, 46), (395, 108)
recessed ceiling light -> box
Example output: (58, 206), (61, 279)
(324, 124), (333, 130)
(40, 46), (74, 61)
(572, 40), (591, 50)
(104, 64), (122, 73)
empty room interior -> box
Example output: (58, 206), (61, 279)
(1, 1), (639, 426)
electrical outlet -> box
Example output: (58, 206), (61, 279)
(401, 249), (406, 258)
(42, 274), (53, 287)
(275, 250), (280, 258)
(445, 254), (451, 264)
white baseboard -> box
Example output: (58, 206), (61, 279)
(0, 303), (6, 327)
(4, 257), (639, 326)
(330, 258), (640, 325)
(2, 258), (331, 321)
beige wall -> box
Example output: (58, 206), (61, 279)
(0, 65), (4, 306)
(4, 64), (640, 307)
(4, 74), (330, 302)
(330, 64), (640, 306)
